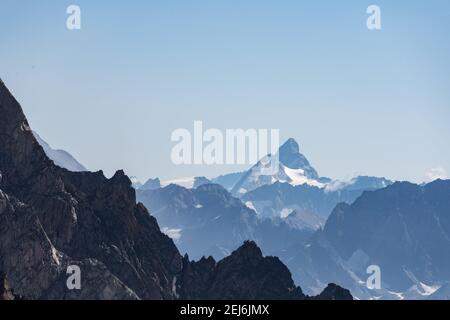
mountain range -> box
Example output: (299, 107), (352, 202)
(0, 79), (350, 300)
(10, 80), (449, 300)
(137, 183), (314, 260)
(134, 134), (450, 299)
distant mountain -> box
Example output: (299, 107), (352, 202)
(157, 176), (212, 189)
(280, 180), (450, 299)
(278, 138), (320, 179)
(33, 131), (87, 172)
(137, 183), (314, 260)
(211, 171), (245, 191)
(129, 176), (143, 189)
(231, 139), (328, 196)
(156, 138), (391, 222)
(325, 176), (392, 192)
(0, 79), (350, 300)
(324, 180), (450, 290)
(229, 138), (391, 204)
(192, 176), (212, 188)
(243, 176), (392, 219)
(139, 177), (161, 190)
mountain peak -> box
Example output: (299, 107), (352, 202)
(280, 138), (300, 154)
(278, 138), (319, 179)
(234, 240), (263, 259)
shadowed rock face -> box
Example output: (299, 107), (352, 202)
(0, 79), (180, 299)
(179, 241), (353, 300)
(311, 283), (353, 301)
(0, 79), (352, 300)
(179, 241), (305, 300)
(1, 273), (16, 300)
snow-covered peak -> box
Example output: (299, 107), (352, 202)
(278, 138), (319, 179)
(231, 138), (324, 195)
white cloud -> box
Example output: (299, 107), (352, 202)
(424, 167), (448, 183)
(161, 228), (182, 242)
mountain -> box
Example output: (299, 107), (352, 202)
(156, 176), (212, 189)
(0, 79), (350, 300)
(311, 283), (353, 300)
(137, 183), (313, 260)
(178, 241), (305, 299)
(230, 138), (390, 203)
(129, 176), (143, 189)
(242, 176), (392, 219)
(325, 176), (392, 192)
(139, 177), (161, 190)
(231, 139), (327, 196)
(323, 180), (450, 291)
(33, 131), (87, 172)
(211, 171), (245, 191)
(156, 138), (391, 223)
(279, 180), (450, 299)
(179, 241), (351, 300)
(192, 176), (212, 188)
(278, 138), (320, 179)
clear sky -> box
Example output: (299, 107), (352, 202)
(1, 0), (449, 183)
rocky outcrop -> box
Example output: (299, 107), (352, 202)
(0, 79), (352, 300)
(178, 241), (352, 300)
(0, 79), (182, 299)
(311, 283), (353, 300)
(179, 241), (305, 300)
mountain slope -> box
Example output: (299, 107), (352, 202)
(280, 180), (450, 299)
(212, 171), (245, 191)
(323, 180), (450, 290)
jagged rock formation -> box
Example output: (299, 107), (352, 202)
(0, 79), (352, 300)
(178, 241), (305, 300)
(0, 79), (187, 299)
(311, 283), (353, 300)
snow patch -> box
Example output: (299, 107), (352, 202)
(245, 201), (256, 211)
(282, 166), (325, 188)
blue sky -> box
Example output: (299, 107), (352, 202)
(1, 0), (449, 182)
